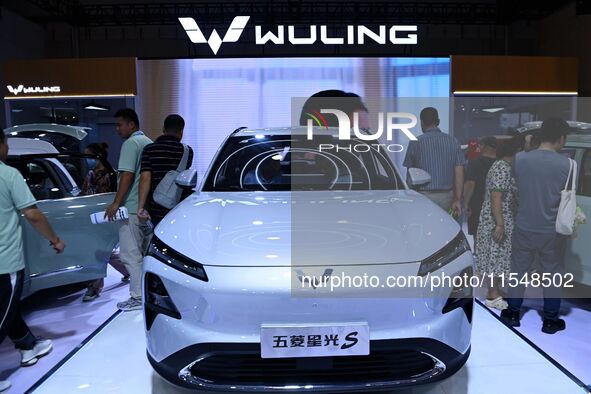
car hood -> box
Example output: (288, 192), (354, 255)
(155, 190), (460, 267)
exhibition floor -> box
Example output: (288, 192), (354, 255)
(486, 296), (591, 387)
(0, 268), (129, 394)
(2, 267), (590, 393)
(27, 303), (587, 394)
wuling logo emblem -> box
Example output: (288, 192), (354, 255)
(178, 16), (250, 55)
(7, 85), (61, 96)
(295, 268), (334, 289)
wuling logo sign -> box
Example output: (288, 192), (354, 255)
(7, 85), (61, 96)
(179, 16), (417, 55)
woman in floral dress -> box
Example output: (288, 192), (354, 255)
(475, 137), (522, 310)
(80, 143), (130, 302)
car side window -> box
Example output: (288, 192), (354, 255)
(23, 160), (63, 200)
(559, 148), (576, 160)
(57, 156), (85, 189)
(580, 150), (591, 198)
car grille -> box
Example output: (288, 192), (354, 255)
(189, 349), (438, 386)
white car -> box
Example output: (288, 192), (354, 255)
(144, 127), (473, 392)
(5, 123), (90, 153)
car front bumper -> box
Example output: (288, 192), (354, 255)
(143, 252), (473, 391)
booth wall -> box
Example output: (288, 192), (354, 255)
(135, 57), (450, 178)
(0, 7), (45, 127)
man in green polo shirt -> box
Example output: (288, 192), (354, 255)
(105, 108), (152, 311)
(0, 128), (66, 393)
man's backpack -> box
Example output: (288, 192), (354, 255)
(153, 144), (190, 209)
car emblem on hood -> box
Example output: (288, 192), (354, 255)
(294, 268), (333, 289)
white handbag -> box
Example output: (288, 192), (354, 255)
(153, 144), (190, 209)
(556, 158), (578, 235)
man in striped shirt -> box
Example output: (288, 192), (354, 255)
(403, 107), (466, 217)
(138, 114), (194, 226)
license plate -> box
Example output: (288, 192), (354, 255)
(260, 323), (369, 358)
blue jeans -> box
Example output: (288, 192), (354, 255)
(507, 227), (567, 321)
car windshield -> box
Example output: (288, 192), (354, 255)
(203, 135), (403, 191)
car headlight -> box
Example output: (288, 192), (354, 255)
(147, 236), (208, 282)
(418, 232), (470, 276)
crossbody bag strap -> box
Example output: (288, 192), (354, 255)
(570, 159), (577, 192)
(564, 158), (573, 190)
(177, 144), (190, 171)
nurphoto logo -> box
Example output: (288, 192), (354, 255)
(306, 109), (418, 153)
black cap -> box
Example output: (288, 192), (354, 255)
(480, 136), (498, 149)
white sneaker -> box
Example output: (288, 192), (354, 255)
(117, 297), (142, 311)
(20, 338), (53, 366)
(0, 380), (11, 393)
(485, 297), (508, 311)
(82, 286), (100, 302)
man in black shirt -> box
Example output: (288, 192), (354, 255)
(463, 137), (497, 247)
(138, 114), (194, 226)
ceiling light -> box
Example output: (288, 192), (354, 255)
(83, 102), (110, 111)
(482, 107), (505, 113)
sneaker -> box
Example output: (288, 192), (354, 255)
(20, 338), (53, 367)
(121, 275), (130, 283)
(0, 380), (11, 393)
(500, 309), (520, 327)
(542, 318), (566, 334)
(83, 287), (100, 302)
(485, 297), (508, 311)
(117, 297), (142, 311)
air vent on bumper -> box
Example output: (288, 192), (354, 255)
(145, 272), (181, 331)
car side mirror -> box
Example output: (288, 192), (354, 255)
(175, 169), (198, 189)
(407, 168), (431, 187)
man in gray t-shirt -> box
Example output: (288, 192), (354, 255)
(502, 118), (571, 334)
(514, 149), (570, 233)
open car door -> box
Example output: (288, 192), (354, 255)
(8, 153), (120, 297)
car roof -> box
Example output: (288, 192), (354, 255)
(7, 138), (60, 155)
(515, 120), (591, 145)
(517, 121), (591, 134)
(565, 133), (591, 145)
(5, 123), (90, 141)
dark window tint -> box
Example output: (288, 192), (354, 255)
(23, 160), (63, 200)
(203, 135), (402, 192)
